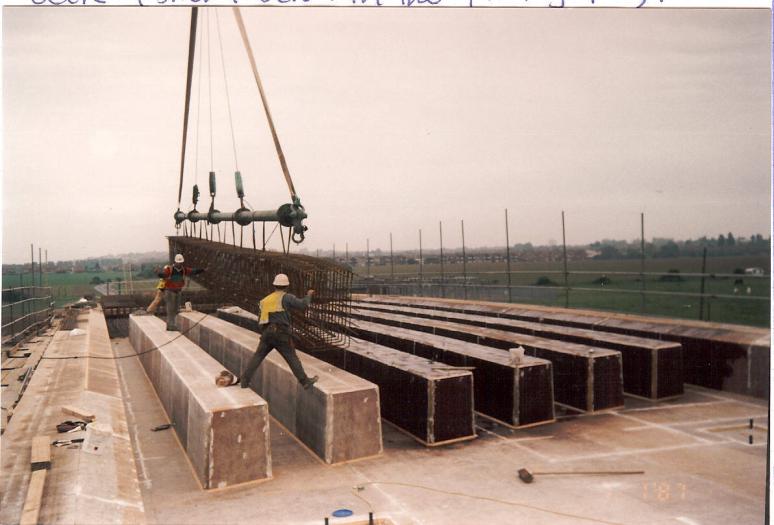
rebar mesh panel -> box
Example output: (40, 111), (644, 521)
(169, 237), (351, 350)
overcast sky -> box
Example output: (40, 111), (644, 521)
(2, 6), (770, 264)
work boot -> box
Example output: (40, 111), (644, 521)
(239, 377), (249, 389)
(302, 376), (318, 390)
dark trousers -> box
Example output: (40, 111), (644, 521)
(242, 325), (310, 387)
(164, 289), (181, 329)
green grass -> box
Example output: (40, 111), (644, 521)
(3, 271), (132, 307)
(357, 255), (770, 328)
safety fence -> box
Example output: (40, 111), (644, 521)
(353, 269), (770, 328)
(1, 287), (55, 342)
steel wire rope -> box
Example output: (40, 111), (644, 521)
(175, 8), (198, 209)
(192, 14), (204, 190)
(232, 7), (299, 202)
(215, 8), (240, 172)
(206, 9), (214, 173)
(39, 313), (213, 361)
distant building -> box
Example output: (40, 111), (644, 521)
(744, 267), (765, 276)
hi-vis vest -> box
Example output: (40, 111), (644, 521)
(259, 291), (286, 325)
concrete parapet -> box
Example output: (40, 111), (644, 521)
(1, 308), (146, 525)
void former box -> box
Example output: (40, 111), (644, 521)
(350, 307), (624, 413)
(128, 314), (271, 489)
(352, 301), (682, 401)
(178, 311), (383, 464)
(346, 317), (555, 429)
(215, 307), (477, 446)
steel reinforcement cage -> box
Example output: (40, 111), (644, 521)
(169, 237), (351, 350)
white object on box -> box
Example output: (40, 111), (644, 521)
(184, 301), (193, 312)
(509, 346), (525, 364)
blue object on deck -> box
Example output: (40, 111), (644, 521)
(332, 509), (353, 518)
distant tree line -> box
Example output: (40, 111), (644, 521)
(590, 233), (770, 259)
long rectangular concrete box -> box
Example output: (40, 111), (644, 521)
(343, 338), (476, 445)
(355, 295), (769, 398)
(353, 300), (682, 400)
(216, 307), (476, 446)
(128, 314), (271, 489)
(345, 318), (555, 428)
(177, 311), (383, 464)
(349, 308), (624, 413)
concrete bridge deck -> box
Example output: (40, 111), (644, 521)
(0, 305), (767, 525)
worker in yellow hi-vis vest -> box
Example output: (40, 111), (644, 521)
(239, 273), (318, 390)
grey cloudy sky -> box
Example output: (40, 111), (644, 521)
(2, 6), (770, 264)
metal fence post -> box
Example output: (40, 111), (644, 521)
(699, 246), (707, 320)
(640, 212), (646, 314)
(561, 211), (569, 308)
(366, 238), (371, 278)
(505, 209), (512, 304)
(419, 229), (423, 295)
(390, 233), (394, 283)
(439, 221), (445, 298)
(461, 219), (468, 300)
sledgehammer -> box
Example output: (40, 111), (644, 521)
(518, 468), (644, 483)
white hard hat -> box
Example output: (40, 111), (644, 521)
(273, 273), (290, 286)
(174, 254), (185, 263)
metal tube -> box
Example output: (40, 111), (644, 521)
(186, 209), (281, 223)
(505, 209), (512, 304)
(30, 244), (35, 289)
(462, 219), (468, 300)
(38, 248), (42, 295)
(366, 238), (371, 277)
(562, 211), (569, 308)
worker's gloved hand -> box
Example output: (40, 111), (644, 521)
(307, 289), (315, 297)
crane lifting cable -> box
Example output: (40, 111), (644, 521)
(173, 6), (308, 244)
(168, 8), (352, 350)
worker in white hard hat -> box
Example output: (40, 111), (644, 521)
(239, 273), (318, 389)
(157, 253), (205, 331)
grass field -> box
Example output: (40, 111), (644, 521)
(356, 255), (771, 327)
(3, 255), (769, 327)
(3, 271), (139, 307)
